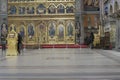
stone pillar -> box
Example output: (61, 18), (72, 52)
(0, 0), (8, 42)
(75, 0), (84, 44)
(116, 19), (120, 49)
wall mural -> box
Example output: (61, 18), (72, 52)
(84, 0), (99, 11)
(83, 14), (100, 34)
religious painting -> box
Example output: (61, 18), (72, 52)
(57, 4), (65, 13)
(19, 6), (25, 14)
(48, 5), (56, 14)
(83, 14), (100, 33)
(28, 23), (34, 40)
(48, 22), (56, 38)
(1, 23), (7, 36)
(84, 0), (99, 11)
(38, 23), (46, 43)
(9, 5), (17, 14)
(66, 5), (74, 13)
(67, 22), (73, 36)
(27, 6), (34, 14)
(19, 25), (25, 38)
(58, 24), (64, 40)
(37, 4), (46, 14)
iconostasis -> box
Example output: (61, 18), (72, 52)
(8, 0), (75, 45)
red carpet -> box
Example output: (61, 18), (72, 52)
(41, 44), (88, 48)
(0, 44), (88, 49)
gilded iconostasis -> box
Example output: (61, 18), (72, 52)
(8, 0), (75, 45)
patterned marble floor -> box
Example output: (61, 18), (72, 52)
(0, 48), (120, 80)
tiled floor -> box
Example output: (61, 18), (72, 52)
(0, 49), (120, 80)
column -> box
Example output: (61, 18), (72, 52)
(0, 0), (8, 42)
(75, 0), (84, 44)
(116, 19), (120, 49)
(118, 19), (120, 49)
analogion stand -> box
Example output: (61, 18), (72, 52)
(6, 26), (18, 56)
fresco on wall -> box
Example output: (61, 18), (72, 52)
(83, 14), (100, 33)
(84, 0), (99, 11)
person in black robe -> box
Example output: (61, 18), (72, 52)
(17, 33), (23, 55)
